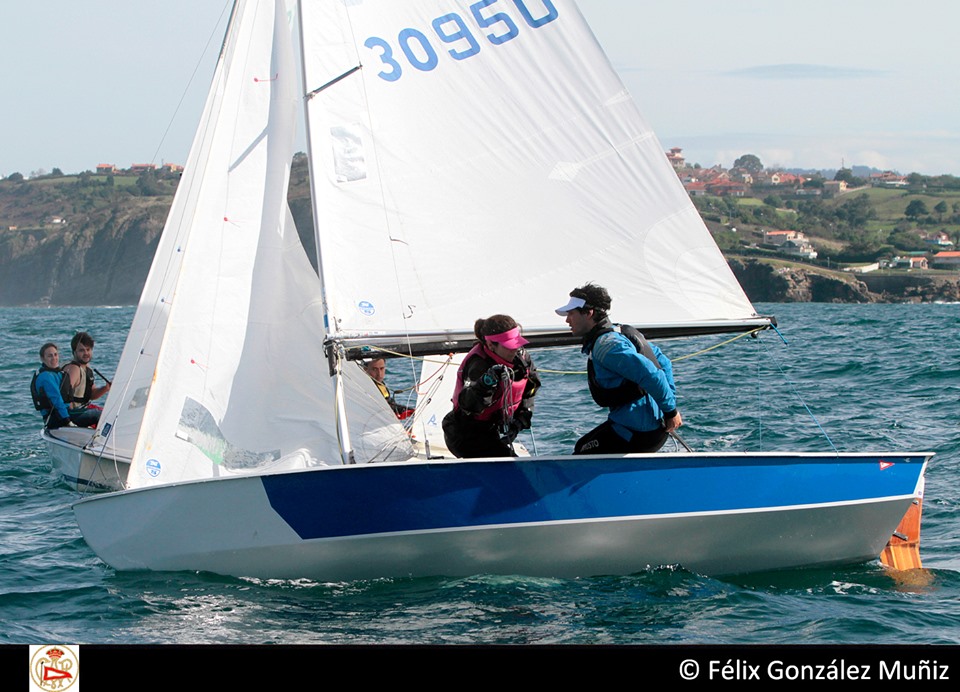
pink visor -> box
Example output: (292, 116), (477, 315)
(486, 326), (529, 350)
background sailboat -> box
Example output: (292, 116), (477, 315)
(71, 0), (930, 579)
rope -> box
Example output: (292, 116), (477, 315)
(359, 345), (455, 366)
(672, 328), (767, 362)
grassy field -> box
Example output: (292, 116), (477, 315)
(832, 186), (960, 233)
(717, 185), (960, 242)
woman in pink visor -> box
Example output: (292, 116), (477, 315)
(442, 314), (540, 458)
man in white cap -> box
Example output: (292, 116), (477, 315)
(556, 283), (682, 454)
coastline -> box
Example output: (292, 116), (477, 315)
(728, 258), (960, 304)
(7, 257), (958, 307)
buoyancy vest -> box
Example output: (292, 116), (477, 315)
(30, 365), (72, 413)
(452, 343), (532, 424)
(65, 360), (94, 407)
(374, 379), (414, 420)
(587, 324), (662, 409)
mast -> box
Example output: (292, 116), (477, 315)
(297, 0), (355, 464)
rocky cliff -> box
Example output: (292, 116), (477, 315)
(0, 199), (168, 305)
(728, 258), (960, 304)
(3, 173), (959, 306)
(0, 165), (317, 307)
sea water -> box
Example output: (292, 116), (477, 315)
(1, 303), (958, 644)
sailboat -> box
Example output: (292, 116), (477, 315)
(69, 0), (930, 579)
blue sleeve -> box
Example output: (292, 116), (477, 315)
(650, 343), (677, 397)
(593, 334), (677, 412)
(36, 371), (70, 420)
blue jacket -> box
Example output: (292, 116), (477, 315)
(584, 326), (677, 438)
(34, 367), (71, 425)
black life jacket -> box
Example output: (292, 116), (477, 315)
(587, 324), (662, 409)
(30, 365), (72, 413)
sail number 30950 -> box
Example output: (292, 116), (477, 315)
(364, 0), (559, 82)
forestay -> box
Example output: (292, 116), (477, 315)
(301, 0), (763, 350)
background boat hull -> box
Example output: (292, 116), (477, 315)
(42, 429), (129, 493)
(73, 452), (928, 579)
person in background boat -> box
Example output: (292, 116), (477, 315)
(442, 315), (540, 458)
(30, 342), (75, 429)
(363, 357), (414, 420)
(61, 331), (110, 428)
(556, 283), (682, 454)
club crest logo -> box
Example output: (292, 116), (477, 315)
(29, 645), (79, 691)
(145, 458), (162, 477)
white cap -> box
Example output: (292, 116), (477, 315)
(554, 296), (587, 316)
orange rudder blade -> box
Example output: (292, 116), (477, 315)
(880, 498), (923, 570)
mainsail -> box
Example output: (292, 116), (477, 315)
(301, 0), (765, 353)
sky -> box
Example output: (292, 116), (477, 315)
(2, 0), (959, 177)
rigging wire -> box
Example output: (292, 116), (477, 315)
(757, 333), (840, 455)
(525, 327), (768, 375)
(149, 1), (233, 166)
(757, 330), (763, 451)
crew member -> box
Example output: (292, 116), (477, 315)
(555, 283), (682, 454)
(61, 331), (110, 428)
(442, 314), (540, 458)
(30, 342), (74, 429)
(363, 357), (414, 420)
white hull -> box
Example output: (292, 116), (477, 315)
(42, 429), (129, 493)
(74, 452), (929, 579)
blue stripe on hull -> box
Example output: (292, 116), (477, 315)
(261, 455), (925, 541)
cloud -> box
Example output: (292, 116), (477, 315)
(725, 64), (888, 80)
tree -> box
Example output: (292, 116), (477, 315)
(834, 168), (855, 183)
(904, 199), (929, 221)
(711, 228), (741, 252)
(51, 167), (63, 177)
(135, 169), (164, 196)
(836, 237), (885, 263)
(836, 194), (876, 228)
(887, 228), (927, 252)
(934, 200), (948, 221)
(733, 154), (763, 174)
(5, 171), (24, 182)
(834, 168), (865, 187)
